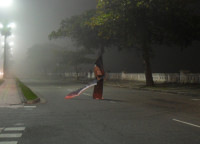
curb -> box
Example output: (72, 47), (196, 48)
(16, 80), (26, 104)
(16, 80), (41, 104)
(28, 87), (47, 104)
(26, 98), (40, 104)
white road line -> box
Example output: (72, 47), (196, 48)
(24, 106), (36, 108)
(0, 133), (22, 138)
(4, 127), (25, 131)
(0, 142), (18, 144)
(0, 105), (23, 109)
(192, 99), (200, 101)
(173, 119), (200, 128)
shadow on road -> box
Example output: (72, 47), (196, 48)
(100, 98), (127, 103)
(66, 98), (127, 103)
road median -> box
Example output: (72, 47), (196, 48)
(16, 78), (40, 104)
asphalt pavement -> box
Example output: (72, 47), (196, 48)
(0, 78), (200, 144)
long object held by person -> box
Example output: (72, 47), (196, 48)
(65, 79), (98, 99)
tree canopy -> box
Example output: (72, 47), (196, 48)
(49, 0), (200, 85)
(89, 0), (200, 48)
(88, 0), (200, 85)
(49, 10), (112, 55)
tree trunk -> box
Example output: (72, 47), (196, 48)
(74, 65), (79, 80)
(97, 45), (104, 66)
(98, 46), (104, 57)
(142, 44), (154, 86)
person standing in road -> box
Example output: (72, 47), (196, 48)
(93, 56), (105, 99)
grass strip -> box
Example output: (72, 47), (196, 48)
(16, 79), (38, 101)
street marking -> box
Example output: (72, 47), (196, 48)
(0, 105), (23, 109)
(173, 119), (200, 128)
(24, 106), (36, 108)
(192, 99), (200, 101)
(0, 142), (18, 144)
(4, 127), (25, 131)
(0, 133), (22, 138)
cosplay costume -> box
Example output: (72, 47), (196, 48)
(93, 56), (105, 99)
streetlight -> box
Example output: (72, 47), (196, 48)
(0, 0), (13, 8)
(7, 22), (16, 29)
(0, 22), (15, 78)
(0, 0), (14, 78)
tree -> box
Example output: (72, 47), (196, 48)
(49, 10), (112, 61)
(88, 0), (200, 86)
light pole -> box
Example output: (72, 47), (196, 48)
(0, 0), (14, 78)
(0, 23), (15, 78)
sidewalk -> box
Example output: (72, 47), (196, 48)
(0, 79), (23, 107)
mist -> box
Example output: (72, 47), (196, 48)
(0, 0), (199, 78)
(0, 0), (97, 75)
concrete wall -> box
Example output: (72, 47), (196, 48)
(108, 73), (180, 83)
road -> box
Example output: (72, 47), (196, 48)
(0, 78), (200, 144)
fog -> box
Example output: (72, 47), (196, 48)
(0, 0), (96, 73)
(0, 0), (199, 77)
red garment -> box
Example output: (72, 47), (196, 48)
(93, 79), (103, 99)
(93, 64), (104, 99)
(94, 66), (104, 80)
